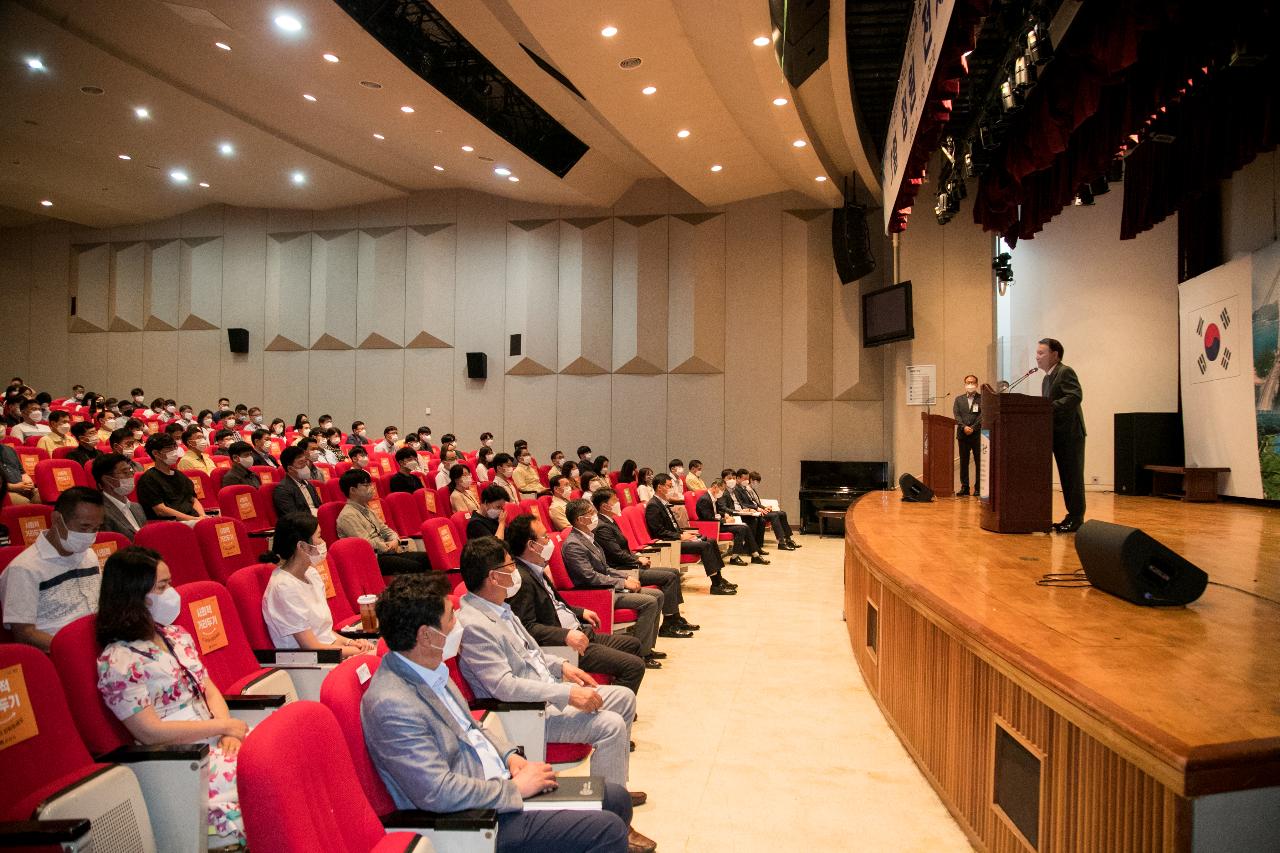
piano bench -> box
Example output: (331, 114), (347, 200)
(817, 510), (846, 538)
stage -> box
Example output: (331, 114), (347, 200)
(843, 492), (1280, 852)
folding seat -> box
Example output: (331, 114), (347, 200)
(1, 502), (53, 547)
(448, 510), (471, 547)
(373, 473), (392, 499)
(620, 504), (684, 570)
(210, 455), (232, 472)
(250, 465), (280, 487)
(134, 521), (211, 586)
(683, 490), (728, 543)
(546, 537), (633, 634)
(219, 484), (271, 535)
(256, 483), (279, 528)
(536, 494), (554, 522)
(51, 445), (78, 460)
(194, 516), (258, 584)
(228, 560), (362, 645)
(569, 489), (583, 501)
(209, 464), (230, 493)
(318, 476), (345, 504)
(414, 484), (444, 521)
(89, 530), (132, 569)
(613, 482), (639, 508)
(537, 464), (550, 488)
(326, 538), (386, 612)
(0, 436), (17, 447)
(239, 701), (483, 853)
(521, 498), (552, 532)
(50, 615), (285, 852)
(335, 460), (354, 478)
(318, 501), (344, 546)
(0, 644), (154, 853)
(181, 469), (214, 505)
(33, 458), (90, 503)
(367, 452), (396, 478)
(382, 492), (424, 545)
(420, 517), (463, 573)
(313, 462), (336, 483)
(608, 471), (620, 486)
(174, 580), (300, 703)
(22, 435), (44, 447)
(13, 446), (47, 482)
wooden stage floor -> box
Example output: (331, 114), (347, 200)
(843, 491), (1280, 851)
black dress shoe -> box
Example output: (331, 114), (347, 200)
(647, 649), (667, 659)
(728, 555), (748, 566)
(751, 555), (770, 565)
(628, 790), (647, 807)
(674, 616), (700, 630)
(709, 583), (737, 595)
(720, 578), (738, 590)
(658, 624), (694, 638)
(787, 539), (802, 548)
(756, 549), (769, 556)
(955, 488), (970, 496)
(1054, 517), (1083, 533)
(778, 541), (797, 551)
(644, 657), (663, 669)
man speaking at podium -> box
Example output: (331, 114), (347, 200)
(1036, 338), (1086, 533)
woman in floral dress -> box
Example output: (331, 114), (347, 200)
(95, 546), (248, 849)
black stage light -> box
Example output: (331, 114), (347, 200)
(1026, 21), (1053, 65)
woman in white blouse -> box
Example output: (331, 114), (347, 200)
(261, 512), (373, 658)
(636, 467), (656, 503)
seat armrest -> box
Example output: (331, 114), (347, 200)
(468, 699), (545, 712)
(224, 693), (287, 710)
(380, 809), (498, 831)
(0, 819), (91, 848)
(255, 648), (343, 665)
(466, 701), (547, 762)
(541, 645), (579, 666)
(248, 529), (273, 538)
(101, 742), (209, 763)
(336, 627), (380, 640)
(691, 520), (720, 540)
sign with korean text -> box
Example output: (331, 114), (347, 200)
(315, 559), (337, 599)
(52, 466), (76, 493)
(91, 540), (118, 568)
(214, 521), (241, 557)
(235, 492), (257, 520)
(0, 664), (38, 749)
(438, 526), (457, 553)
(17, 515), (47, 546)
(369, 498), (386, 523)
(188, 596), (229, 654)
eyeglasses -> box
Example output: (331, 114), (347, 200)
(490, 561), (517, 575)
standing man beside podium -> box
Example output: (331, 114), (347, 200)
(1036, 338), (1086, 533)
(953, 374), (982, 497)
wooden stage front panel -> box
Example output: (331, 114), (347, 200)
(844, 493), (1280, 852)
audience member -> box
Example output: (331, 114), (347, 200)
(177, 425), (217, 474)
(698, 479), (767, 565)
(347, 420), (370, 446)
(374, 425), (400, 455)
(475, 446), (495, 482)
(0, 441), (36, 503)
(547, 474), (574, 530)
(389, 447), (423, 494)
(466, 485), (509, 540)
(137, 434), (205, 521)
(436, 446), (463, 489)
(272, 446), (321, 518)
(335, 469), (432, 575)
(617, 459), (638, 484)
(736, 468), (798, 550)
(449, 464), (481, 513)
(646, 474), (735, 595)
(513, 447), (542, 496)
(490, 453), (520, 502)
(221, 442), (261, 489)
(9, 399), (50, 442)
(683, 459), (707, 492)
(635, 468), (655, 503)
(109, 427), (144, 473)
(66, 421), (101, 465)
(37, 410), (76, 452)
(92, 454), (146, 540)
(548, 450), (565, 479)
(248, 429), (279, 468)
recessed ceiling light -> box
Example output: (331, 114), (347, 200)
(169, 170), (189, 183)
(815, 176), (827, 182)
(494, 167), (511, 176)
(26, 57), (47, 71)
(215, 42), (231, 51)
(291, 171), (307, 185)
(218, 142), (235, 156)
(508, 176), (519, 182)
(710, 164), (722, 172)
(372, 133), (385, 140)
(753, 35), (771, 46)
(676, 129), (691, 139)
(118, 154), (132, 161)
(461, 145), (474, 152)
(39, 199), (52, 207)
(642, 86), (657, 95)
(80, 86), (104, 96)
(360, 80), (383, 89)
(134, 107), (150, 119)
(772, 97), (788, 106)
(303, 93), (317, 102)
(400, 105), (415, 113)
(432, 165), (444, 171)
(198, 182), (210, 188)
(274, 14), (302, 33)
(322, 53), (340, 63)
(601, 26), (618, 37)
(792, 139), (807, 148)
(619, 57), (642, 69)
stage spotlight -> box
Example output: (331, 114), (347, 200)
(1026, 21), (1053, 65)
(1013, 55), (1036, 92)
(1000, 78), (1023, 113)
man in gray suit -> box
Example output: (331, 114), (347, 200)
(91, 453), (146, 540)
(953, 374), (982, 497)
(362, 573), (638, 853)
(455, 536), (644, 803)
(1037, 337), (1086, 532)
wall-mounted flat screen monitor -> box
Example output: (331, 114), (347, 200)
(862, 280), (914, 347)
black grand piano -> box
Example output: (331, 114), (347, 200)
(798, 460), (889, 533)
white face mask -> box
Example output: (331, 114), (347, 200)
(236, 455), (254, 468)
(202, 418), (213, 427)
(56, 423), (70, 435)
(73, 392), (83, 400)
(133, 395), (145, 404)
(493, 567), (522, 599)
(166, 405), (177, 413)
(193, 439), (208, 452)
(519, 456), (531, 465)
(965, 384), (978, 393)
(585, 515), (599, 532)
(482, 439), (493, 448)
(106, 475), (135, 498)
(485, 506), (502, 519)
(163, 450), (183, 466)
(291, 465), (309, 480)
(674, 467), (684, 476)
(59, 526), (98, 554)
(537, 539), (554, 562)
(304, 540), (327, 566)
(406, 461), (420, 472)
(725, 479), (737, 490)
(387, 434), (398, 444)
(253, 415), (264, 424)
(147, 586), (181, 626)
(430, 622), (463, 660)
(308, 449), (321, 461)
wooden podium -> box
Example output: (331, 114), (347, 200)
(979, 388), (1053, 532)
(921, 412), (956, 494)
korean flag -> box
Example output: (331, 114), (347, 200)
(1185, 295), (1242, 385)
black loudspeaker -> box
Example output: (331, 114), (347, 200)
(1075, 520), (1208, 606)
(833, 203), (876, 284)
(1114, 413), (1183, 495)
(898, 473), (934, 502)
(509, 334), (522, 357)
(227, 328), (249, 354)
(465, 352), (488, 380)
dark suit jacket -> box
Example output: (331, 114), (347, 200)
(953, 393), (982, 433)
(695, 491), (725, 522)
(644, 496), (681, 541)
(730, 486), (757, 512)
(594, 515), (640, 568)
(272, 475), (320, 519)
(1043, 364), (1086, 438)
(100, 497), (147, 540)
(508, 560), (585, 645)
(250, 449), (280, 468)
(221, 466), (261, 489)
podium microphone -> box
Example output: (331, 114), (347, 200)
(1004, 366), (1038, 393)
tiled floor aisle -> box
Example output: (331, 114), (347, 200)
(613, 533), (975, 852)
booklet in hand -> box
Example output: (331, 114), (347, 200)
(522, 775), (605, 811)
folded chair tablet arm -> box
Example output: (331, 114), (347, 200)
(254, 648), (343, 665)
(0, 819), (92, 849)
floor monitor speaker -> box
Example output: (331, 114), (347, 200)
(899, 472), (934, 502)
(1075, 520), (1207, 606)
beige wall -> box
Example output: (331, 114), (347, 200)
(0, 179), (899, 518)
(1221, 149), (1280, 261)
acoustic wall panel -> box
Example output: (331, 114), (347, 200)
(309, 230), (358, 350)
(504, 375), (557, 458)
(781, 210), (834, 400)
(557, 375), (611, 458)
(69, 243), (109, 332)
(405, 224), (454, 349)
(354, 350), (404, 437)
(357, 227), (407, 349)
(558, 218), (612, 375)
(179, 237), (223, 330)
(610, 374), (667, 468)
(668, 213), (725, 373)
(176, 330), (222, 406)
(307, 350), (356, 428)
(265, 232), (311, 351)
(105, 331), (143, 393)
(141, 331), (179, 401)
(109, 242), (146, 332)
(505, 220), (558, 375)
(834, 272), (885, 400)
(146, 239), (180, 331)
(666, 374), (724, 473)
(220, 205), (268, 403)
(612, 216), (667, 374)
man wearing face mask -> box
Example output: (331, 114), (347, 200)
(546, 474), (574, 531)
(375, 425), (401, 455)
(319, 427), (346, 465)
(177, 424), (217, 474)
(37, 410), (77, 453)
(698, 479), (766, 566)
(9, 399), (51, 442)
(272, 446), (322, 519)
(221, 441), (262, 489)
(0, 487), (105, 651)
(91, 453), (147, 539)
(174, 406), (195, 429)
(548, 450), (565, 479)
(435, 446), (463, 489)
(389, 447), (424, 494)
(954, 374), (983, 497)
(364, 572), (639, 853)
(512, 449), (542, 497)
(560, 500), (663, 665)
(490, 453), (520, 502)
(137, 434), (206, 521)
(348, 420), (371, 447)
(129, 388), (147, 409)
(646, 474), (736, 595)
(466, 485), (510, 541)
(108, 428), (145, 474)
(249, 429), (281, 469)
(336, 469), (433, 575)
(455, 536), (652, 823)
(505, 515), (650, 693)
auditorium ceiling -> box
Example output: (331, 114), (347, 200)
(0, 0), (898, 228)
